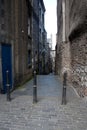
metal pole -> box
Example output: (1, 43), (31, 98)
(62, 72), (67, 105)
(33, 70), (37, 103)
(6, 70), (11, 101)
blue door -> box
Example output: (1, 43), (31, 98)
(1, 44), (12, 93)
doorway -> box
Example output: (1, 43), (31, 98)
(1, 44), (12, 93)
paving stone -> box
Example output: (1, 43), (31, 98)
(0, 75), (87, 130)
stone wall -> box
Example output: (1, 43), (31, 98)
(69, 0), (87, 97)
(56, 0), (87, 97)
(56, 0), (62, 76)
(13, 0), (30, 85)
(70, 33), (87, 97)
(0, 0), (33, 89)
(56, 0), (71, 80)
(69, 0), (87, 37)
(61, 41), (71, 81)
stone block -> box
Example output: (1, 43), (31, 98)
(85, 88), (87, 96)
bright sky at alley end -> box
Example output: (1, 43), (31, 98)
(44, 0), (57, 50)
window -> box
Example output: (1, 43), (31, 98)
(39, 7), (41, 20)
(28, 50), (32, 66)
(28, 17), (31, 35)
(42, 13), (44, 25)
(39, 28), (41, 42)
(1, 0), (4, 4)
(1, 9), (5, 17)
(1, 24), (5, 30)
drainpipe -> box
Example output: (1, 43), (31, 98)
(62, 0), (66, 42)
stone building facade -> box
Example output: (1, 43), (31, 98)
(0, 0), (38, 93)
(56, 0), (87, 97)
(32, 0), (39, 71)
(38, 0), (46, 74)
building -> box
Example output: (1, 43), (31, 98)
(43, 30), (52, 74)
(47, 35), (53, 50)
(0, 0), (39, 93)
(50, 50), (55, 73)
(38, 0), (46, 74)
(32, 0), (39, 71)
(56, 0), (87, 97)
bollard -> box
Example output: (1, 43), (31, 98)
(6, 70), (11, 101)
(62, 72), (67, 105)
(33, 70), (37, 103)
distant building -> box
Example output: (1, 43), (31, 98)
(38, 0), (46, 74)
(44, 30), (51, 74)
(50, 50), (55, 72)
(47, 34), (53, 50)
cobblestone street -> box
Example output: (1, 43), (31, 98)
(0, 75), (87, 130)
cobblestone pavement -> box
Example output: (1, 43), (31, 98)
(0, 75), (87, 130)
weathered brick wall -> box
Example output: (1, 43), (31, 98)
(69, 0), (87, 96)
(70, 33), (87, 97)
(56, 0), (87, 97)
(61, 41), (71, 81)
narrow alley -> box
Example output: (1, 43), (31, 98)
(0, 75), (87, 130)
(0, 0), (87, 129)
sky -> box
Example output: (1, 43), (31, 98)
(44, 0), (57, 50)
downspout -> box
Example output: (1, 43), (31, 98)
(62, 0), (66, 42)
(61, 0), (66, 75)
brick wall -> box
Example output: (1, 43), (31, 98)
(69, 0), (87, 96)
(70, 33), (87, 97)
(56, 0), (87, 97)
(61, 41), (71, 80)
